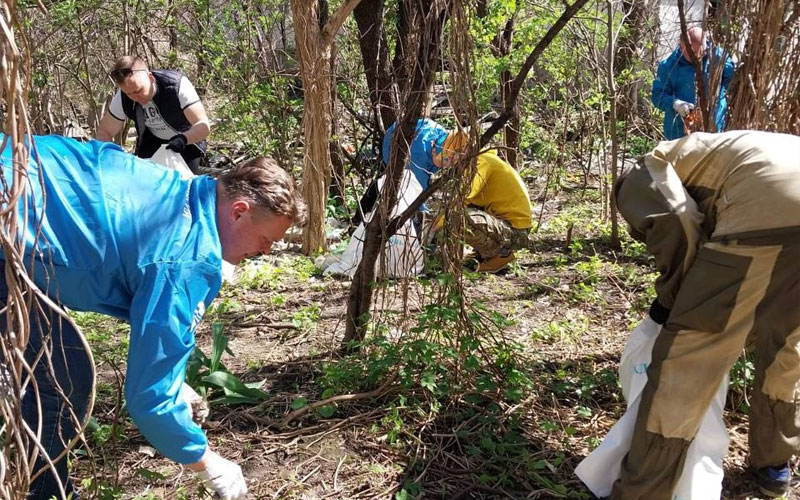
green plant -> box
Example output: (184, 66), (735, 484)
(239, 261), (284, 290)
(292, 304), (321, 332)
(729, 353), (755, 412)
(185, 323), (269, 405)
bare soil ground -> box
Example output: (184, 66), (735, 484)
(75, 185), (797, 500)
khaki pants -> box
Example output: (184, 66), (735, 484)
(611, 233), (800, 499)
(465, 207), (529, 259)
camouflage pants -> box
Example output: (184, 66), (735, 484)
(465, 207), (530, 259)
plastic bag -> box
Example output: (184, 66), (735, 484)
(322, 169), (424, 278)
(150, 144), (194, 180)
(575, 317), (729, 500)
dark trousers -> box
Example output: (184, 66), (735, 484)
(0, 262), (93, 499)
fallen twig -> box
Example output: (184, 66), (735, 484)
(279, 371), (398, 428)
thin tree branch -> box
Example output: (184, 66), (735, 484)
(479, 0), (591, 148)
(322, 0), (363, 43)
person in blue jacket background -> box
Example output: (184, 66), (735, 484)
(0, 135), (307, 500)
(652, 26), (735, 140)
(382, 118), (450, 190)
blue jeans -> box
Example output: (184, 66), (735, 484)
(0, 262), (92, 499)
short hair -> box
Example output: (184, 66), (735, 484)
(218, 157), (308, 227)
(110, 55), (149, 84)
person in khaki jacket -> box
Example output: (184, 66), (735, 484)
(611, 130), (800, 499)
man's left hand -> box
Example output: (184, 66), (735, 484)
(166, 134), (188, 153)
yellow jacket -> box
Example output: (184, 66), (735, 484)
(466, 150), (532, 229)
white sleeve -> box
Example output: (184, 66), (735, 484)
(108, 91), (126, 121)
(178, 77), (201, 110)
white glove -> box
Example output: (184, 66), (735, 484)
(181, 382), (210, 424)
(673, 99), (694, 117)
(194, 450), (247, 500)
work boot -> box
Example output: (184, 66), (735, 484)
(753, 462), (791, 498)
(476, 253), (515, 273)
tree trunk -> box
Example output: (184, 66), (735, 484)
(490, 15), (520, 168)
(615, 0), (654, 120)
(500, 69), (520, 168)
(292, 1), (334, 254)
(354, 0), (397, 132)
(343, 0), (447, 345)
(291, 0), (364, 254)
(607, 0), (620, 248)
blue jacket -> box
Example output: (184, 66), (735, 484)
(382, 118), (449, 189)
(652, 46), (735, 140)
(0, 135), (222, 464)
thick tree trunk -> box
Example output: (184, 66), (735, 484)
(615, 0), (654, 120)
(292, 1), (334, 254)
(354, 0), (397, 131)
(290, 0), (363, 254)
(490, 16), (520, 168)
(499, 69), (520, 168)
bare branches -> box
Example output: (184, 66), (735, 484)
(719, 0), (800, 133)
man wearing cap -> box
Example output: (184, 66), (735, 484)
(96, 55), (210, 174)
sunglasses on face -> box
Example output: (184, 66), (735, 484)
(109, 68), (148, 84)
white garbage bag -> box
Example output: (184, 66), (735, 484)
(150, 144), (194, 180)
(323, 169), (424, 279)
(575, 316), (729, 500)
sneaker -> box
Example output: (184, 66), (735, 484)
(754, 463), (791, 498)
(476, 253), (516, 273)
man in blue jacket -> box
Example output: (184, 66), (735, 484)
(652, 27), (735, 140)
(0, 135), (306, 499)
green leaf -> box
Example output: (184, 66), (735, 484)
(210, 323), (229, 373)
(316, 405), (336, 418)
(291, 396), (308, 410)
(135, 467), (168, 481)
(202, 371), (269, 402)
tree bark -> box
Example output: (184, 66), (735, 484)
(343, 0), (447, 345)
(490, 14), (519, 168)
(354, 0), (397, 132)
(615, 0), (654, 120)
(291, 0), (363, 254)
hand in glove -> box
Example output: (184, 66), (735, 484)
(672, 99), (694, 118)
(181, 382), (210, 424)
(194, 450), (247, 500)
(166, 133), (188, 153)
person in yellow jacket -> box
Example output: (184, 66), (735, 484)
(433, 131), (533, 273)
